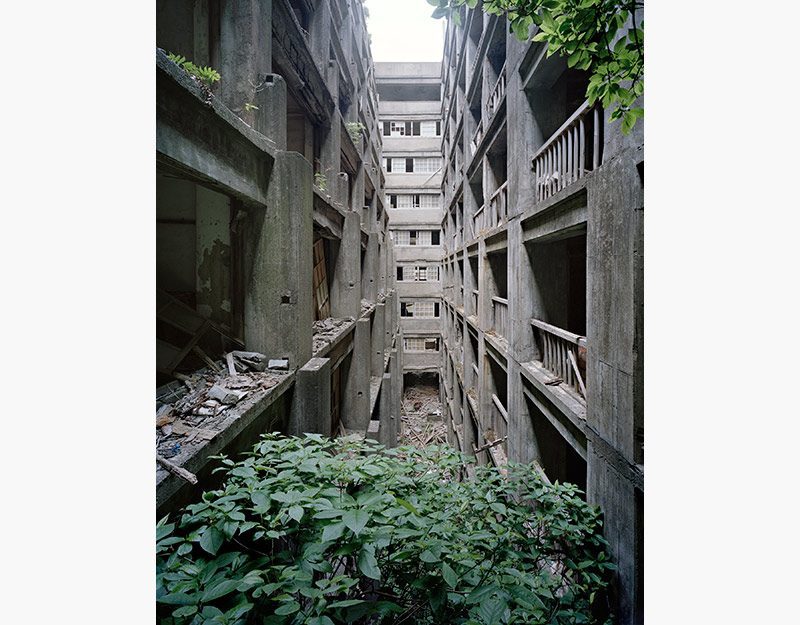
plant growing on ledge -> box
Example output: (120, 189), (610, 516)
(346, 122), (367, 146)
(168, 52), (221, 88)
(314, 172), (328, 191)
(156, 434), (616, 624)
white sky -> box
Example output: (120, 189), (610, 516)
(365, 0), (446, 62)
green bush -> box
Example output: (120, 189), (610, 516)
(156, 434), (615, 624)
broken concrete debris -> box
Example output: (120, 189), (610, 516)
(156, 368), (288, 470)
(232, 351), (268, 372)
(268, 359), (289, 370)
(399, 384), (446, 449)
(312, 316), (355, 354)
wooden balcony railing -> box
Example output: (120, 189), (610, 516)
(488, 180), (508, 227)
(492, 296), (508, 338)
(471, 119), (483, 156)
(531, 101), (603, 203)
(487, 63), (507, 121)
(491, 393), (508, 454)
(530, 318), (587, 398)
(473, 204), (486, 235)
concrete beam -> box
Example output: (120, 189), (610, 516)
(371, 302), (386, 377)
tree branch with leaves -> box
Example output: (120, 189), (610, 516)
(429, 0), (643, 134)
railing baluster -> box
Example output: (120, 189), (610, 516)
(593, 106), (600, 171)
(567, 128), (573, 184)
(579, 118), (585, 178)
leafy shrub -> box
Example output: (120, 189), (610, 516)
(156, 434), (615, 624)
(346, 122), (366, 146)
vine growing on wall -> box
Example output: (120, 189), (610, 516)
(428, 0), (644, 134)
(157, 434), (616, 624)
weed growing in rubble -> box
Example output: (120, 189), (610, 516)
(157, 434), (615, 624)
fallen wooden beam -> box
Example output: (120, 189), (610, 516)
(473, 436), (508, 455)
(156, 454), (198, 485)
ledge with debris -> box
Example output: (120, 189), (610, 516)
(156, 355), (294, 515)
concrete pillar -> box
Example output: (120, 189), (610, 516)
(378, 373), (394, 448)
(362, 231), (379, 302)
(310, 2), (332, 77)
(342, 318), (371, 430)
(332, 172), (349, 210)
(289, 357), (332, 437)
(254, 74), (286, 149)
(195, 186), (231, 329)
(243, 152), (313, 368)
(331, 211), (362, 319)
(218, 0), (272, 126)
(390, 347), (402, 444)
(384, 291), (394, 351)
(370, 303), (385, 377)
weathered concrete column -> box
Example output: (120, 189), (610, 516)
(378, 373), (394, 448)
(243, 152), (313, 368)
(362, 231), (379, 302)
(218, 0), (272, 125)
(289, 357), (332, 437)
(330, 211), (362, 319)
(342, 318), (371, 430)
(384, 291), (394, 351)
(371, 302), (385, 377)
(390, 347), (402, 444)
(253, 74), (286, 149)
(195, 186), (231, 329)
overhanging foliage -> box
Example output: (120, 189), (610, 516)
(157, 434), (616, 624)
(429, 0), (643, 134)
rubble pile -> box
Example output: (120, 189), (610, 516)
(156, 352), (288, 463)
(399, 384), (446, 449)
(312, 316), (354, 353)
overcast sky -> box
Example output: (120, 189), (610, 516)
(365, 0), (446, 63)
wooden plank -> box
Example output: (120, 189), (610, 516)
(568, 348), (587, 398)
(226, 352), (237, 376)
(166, 319), (212, 373)
(192, 345), (222, 373)
(156, 454), (198, 485)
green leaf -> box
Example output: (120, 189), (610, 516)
(307, 617), (335, 625)
(202, 579), (240, 602)
(358, 548), (381, 580)
(199, 526), (224, 556)
(342, 509), (369, 536)
(157, 592), (198, 606)
(288, 505), (304, 522)
(274, 600), (301, 615)
(441, 561), (458, 589)
(420, 549), (440, 563)
(432, 6), (449, 19)
(328, 599), (366, 608)
(322, 521), (346, 543)
(452, 10), (462, 26)
(395, 498), (420, 516)
(476, 596), (507, 624)
(172, 605), (198, 618)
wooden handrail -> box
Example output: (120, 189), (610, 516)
(492, 296), (509, 306)
(531, 100), (594, 163)
(530, 317), (584, 345)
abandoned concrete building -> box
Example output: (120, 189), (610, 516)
(156, 1), (642, 623)
(437, 5), (644, 623)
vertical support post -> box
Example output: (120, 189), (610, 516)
(342, 318), (371, 431)
(331, 211), (362, 318)
(289, 357), (332, 437)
